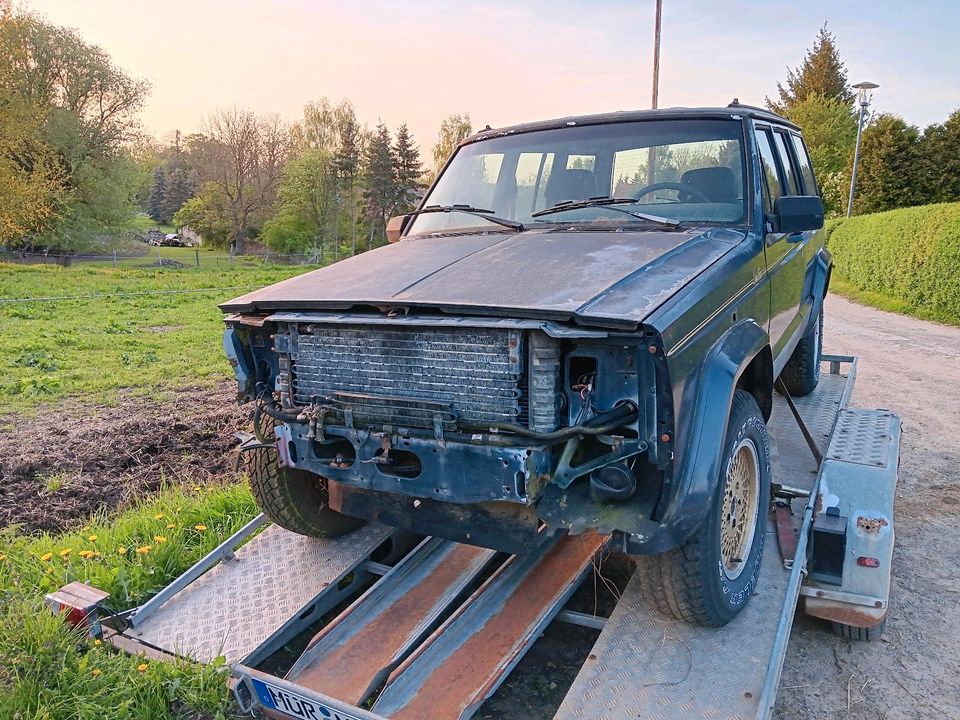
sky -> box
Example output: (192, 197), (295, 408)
(23, 0), (960, 153)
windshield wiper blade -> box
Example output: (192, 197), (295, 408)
(410, 204), (524, 232)
(531, 196), (682, 230)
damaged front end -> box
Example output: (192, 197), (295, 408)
(224, 312), (672, 553)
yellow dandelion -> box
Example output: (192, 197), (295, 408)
(78, 550), (96, 559)
(45, 567), (53, 575)
(91, 668), (102, 677)
(117, 547), (128, 555)
(41, 552), (53, 562)
(94, 639), (102, 646)
(166, 523), (175, 529)
(137, 663), (148, 672)
(135, 545), (151, 555)
(87, 535), (97, 542)
(194, 524), (207, 532)
(59, 548), (72, 558)
(154, 512), (164, 520)
(175, 506), (182, 512)
(153, 536), (167, 544)
(0, 554), (7, 561)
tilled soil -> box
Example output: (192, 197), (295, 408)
(0, 382), (248, 533)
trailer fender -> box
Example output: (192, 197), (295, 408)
(647, 319), (771, 553)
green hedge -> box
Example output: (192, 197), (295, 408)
(826, 202), (960, 325)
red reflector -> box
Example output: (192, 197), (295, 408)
(857, 556), (880, 568)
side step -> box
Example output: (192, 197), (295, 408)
(285, 538), (496, 705)
(372, 531), (607, 720)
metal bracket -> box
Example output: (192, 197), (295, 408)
(552, 438), (647, 489)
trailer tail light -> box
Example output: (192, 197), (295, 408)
(856, 556), (880, 568)
(45, 581), (109, 630)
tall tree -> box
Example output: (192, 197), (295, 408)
(431, 113), (472, 178)
(161, 166), (193, 223)
(784, 94), (858, 216)
(768, 24), (853, 113)
(193, 109), (290, 252)
(333, 106), (364, 255)
(918, 109), (960, 204)
(363, 121), (398, 245)
(852, 114), (923, 214)
(393, 122), (423, 212)
(148, 167), (166, 222)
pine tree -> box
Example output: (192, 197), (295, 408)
(853, 114), (923, 214)
(161, 167), (193, 224)
(333, 110), (362, 255)
(768, 24), (854, 113)
(362, 121), (398, 246)
(393, 123), (423, 212)
(148, 167), (166, 222)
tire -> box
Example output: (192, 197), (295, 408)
(831, 619), (885, 642)
(780, 307), (823, 396)
(634, 390), (771, 626)
(245, 415), (363, 538)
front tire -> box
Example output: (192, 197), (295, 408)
(780, 307), (823, 396)
(245, 415), (363, 538)
(634, 390), (771, 626)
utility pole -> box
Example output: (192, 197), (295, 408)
(847, 81), (879, 217)
(647, 0), (663, 188)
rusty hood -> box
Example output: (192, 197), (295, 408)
(220, 226), (745, 328)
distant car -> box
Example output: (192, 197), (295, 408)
(145, 229), (166, 245)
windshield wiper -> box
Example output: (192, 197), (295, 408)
(531, 196), (682, 230)
(409, 204), (524, 232)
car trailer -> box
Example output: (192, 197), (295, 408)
(54, 355), (901, 720)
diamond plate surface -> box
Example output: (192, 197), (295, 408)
(556, 532), (787, 720)
(132, 523), (390, 663)
(777, 370), (849, 456)
(826, 409), (892, 467)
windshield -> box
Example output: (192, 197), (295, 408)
(408, 118), (746, 235)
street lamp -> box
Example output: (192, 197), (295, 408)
(847, 81), (879, 217)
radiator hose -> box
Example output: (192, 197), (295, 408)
(475, 402), (639, 442)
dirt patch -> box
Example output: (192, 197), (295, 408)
(0, 382), (249, 533)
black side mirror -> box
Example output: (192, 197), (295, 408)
(769, 195), (824, 233)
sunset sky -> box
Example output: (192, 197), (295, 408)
(25, 0), (960, 153)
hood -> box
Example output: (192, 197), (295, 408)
(221, 226), (745, 328)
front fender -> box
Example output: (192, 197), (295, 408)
(640, 320), (770, 553)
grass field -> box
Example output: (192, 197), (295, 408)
(0, 262), (311, 414)
(125, 214), (175, 235)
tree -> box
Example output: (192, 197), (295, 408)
(768, 24), (853, 113)
(784, 94), (858, 216)
(393, 123), (423, 212)
(363, 121), (398, 245)
(852, 114), (923, 214)
(191, 109), (290, 253)
(918, 109), (960, 204)
(148, 167), (166, 221)
(173, 181), (231, 246)
(431, 113), (471, 177)
(161, 166), (193, 223)
(0, 4), (149, 250)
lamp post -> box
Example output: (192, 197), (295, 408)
(847, 81), (879, 217)
(647, 0), (663, 188)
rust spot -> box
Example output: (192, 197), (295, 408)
(805, 599), (886, 628)
(856, 516), (888, 534)
(290, 543), (492, 705)
(388, 532), (606, 720)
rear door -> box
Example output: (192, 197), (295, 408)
(754, 123), (809, 373)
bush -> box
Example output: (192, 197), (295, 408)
(827, 202), (960, 324)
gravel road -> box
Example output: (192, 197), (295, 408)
(775, 294), (960, 719)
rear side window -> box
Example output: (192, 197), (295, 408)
(790, 134), (818, 195)
(772, 131), (800, 195)
(754, 129), (782, 213)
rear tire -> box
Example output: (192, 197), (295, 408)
(634, 390), (771, 626)
(831, 619), (885, 642)
(780, 307), (823, 397)
(245, 415), (363, 538)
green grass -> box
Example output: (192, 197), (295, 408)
(0, 262), (312, 415)
(0, 484), (259, 719)
(125, 214), (175, 235)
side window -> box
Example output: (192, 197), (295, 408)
(754, 128), (783, 213)
(790, 134), (818, 195)
(772, 131), (800, 195)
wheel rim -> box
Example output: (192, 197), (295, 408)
(720, 437), (761, 580)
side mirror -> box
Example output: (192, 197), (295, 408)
(770, 195), (824, 233)
(386, 215), (409, 243)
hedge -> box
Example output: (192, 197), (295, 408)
(825, 202), (960, 325)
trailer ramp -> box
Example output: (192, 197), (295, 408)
(554, 362), (853, 720)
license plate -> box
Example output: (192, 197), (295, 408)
(251, 677), (364, 720)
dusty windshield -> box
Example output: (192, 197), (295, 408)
(408, 118), (746, 235)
